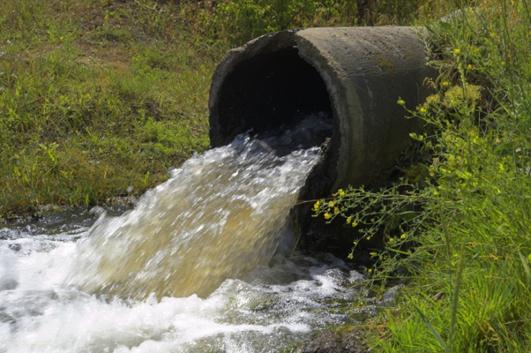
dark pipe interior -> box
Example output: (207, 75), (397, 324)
(214, 45), (341, 255)
(216, 48), (333, 143)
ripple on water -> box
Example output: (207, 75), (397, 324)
(0, 220), (364, 353)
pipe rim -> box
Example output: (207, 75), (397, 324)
(208, 29), (354, 198)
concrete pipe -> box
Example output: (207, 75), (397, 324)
(209, 26), (433, 255)
(209, 26), (432, 200)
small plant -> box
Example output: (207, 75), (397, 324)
(314, 1), (530, 352)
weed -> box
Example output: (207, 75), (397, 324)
(314, 1), (530, 352)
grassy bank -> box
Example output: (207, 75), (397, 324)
(0, 0), (447, 216)
(0, 0), (219, 216)
(314, 1), (530, 352)
(371, 3), (531, 351)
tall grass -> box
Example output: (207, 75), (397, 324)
(314, 1), (530, 352)
(179, 0), (439, 46)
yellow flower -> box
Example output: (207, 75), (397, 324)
(346, 216), (352, 224)
(337, 188), (346, 197)
(368, 268), (373, 273)
(441, 80), (450, 88)
(467, 64), (474, 70)
(351, 220), (359, 228)
(418, 106), (428, 114)
(313, 200), (321, 211)
(324, 212), (332, 220)
(397, 97), (406, 106)
(400, 233), (408, 240)
(328, 200), (335, 208)
(369, 251), (378, 258)
(334, 207), (340, 215)
(452, 48), (461, 56)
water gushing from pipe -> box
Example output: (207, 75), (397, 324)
(65, 118), (327, 299)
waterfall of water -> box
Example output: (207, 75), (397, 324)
(65, 121), (324, 299)
(0, 117), (367, 353)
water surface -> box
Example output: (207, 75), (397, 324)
(0, 121), (364, 353)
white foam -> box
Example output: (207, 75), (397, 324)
(0, 229), (359, 353)
(0, 128), (362, 352)
(64, 135), (322, 299)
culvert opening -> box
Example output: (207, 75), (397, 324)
(208, 27), (432, 257)
(213, 47), (334, 147)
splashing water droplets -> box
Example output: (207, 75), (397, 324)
(0, 118), (365, 353)
(65, 133), (322, 299)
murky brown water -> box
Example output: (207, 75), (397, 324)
(0, 119), (368, 353)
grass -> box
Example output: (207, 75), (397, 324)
(0, 0), (458, 217)
(0, 0), (221, 216)
(313, 1), (530, 352)
(371, 3), (531, 350)
(0, 0), (437, 216)
(377, 3), (530, 350)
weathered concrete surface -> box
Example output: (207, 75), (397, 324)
(209, 26), (431, 192)
(209, 27), (432, 256)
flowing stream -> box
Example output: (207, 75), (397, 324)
(0, 119), (366, 353)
